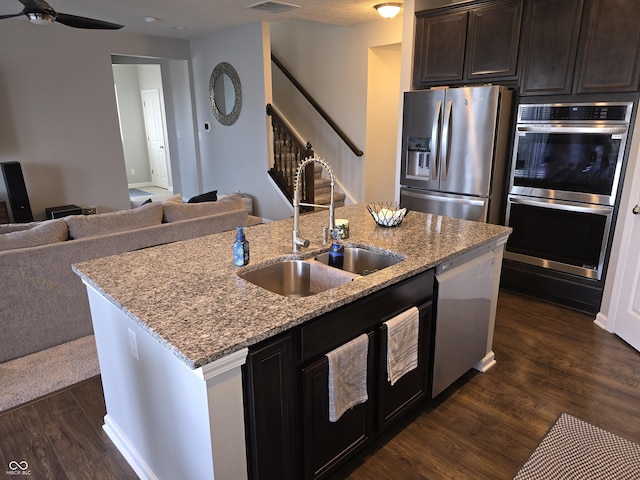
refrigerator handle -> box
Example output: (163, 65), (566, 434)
(441, 100), (452, 181)
(431, 100), (442, 180)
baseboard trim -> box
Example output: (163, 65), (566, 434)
(474, 351), (496, 372)
(103, 415), (158, 480)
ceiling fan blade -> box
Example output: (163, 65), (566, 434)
(54, 12), (123, 30)
(0, 12), (25, 20)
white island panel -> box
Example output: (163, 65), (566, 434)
(86, 283), (247, 480)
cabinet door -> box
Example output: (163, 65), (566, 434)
(413, 10), (468, 86)
(465, 0), (523, 80)
(301, 333), (374, 480)
(377, 301), (432, 432)
(244, 333), (298, 480)
(519, 0), (584, 95)
(575, 0), (640, 93)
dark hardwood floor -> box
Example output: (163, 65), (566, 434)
(2, 290), (639, 479)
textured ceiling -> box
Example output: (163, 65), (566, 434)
(0, 0), (394, 40)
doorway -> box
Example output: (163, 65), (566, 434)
(112, 63), (173, 201)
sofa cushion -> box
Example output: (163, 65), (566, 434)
(0, 222), (40, 235)
(188, 190), (217, 203)
(66, 202), (164, 239)
(0, 219), (68, 251)
(162, 193), (243, 222)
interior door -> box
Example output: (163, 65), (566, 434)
(611, 203), (640, 351)
(141, 89), (169, 189)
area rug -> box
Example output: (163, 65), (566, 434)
(0, 335), (100, 412)
(128, 188), (154, 198)
(514, 413), (640, 479)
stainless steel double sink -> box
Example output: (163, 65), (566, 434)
(239, 247), (403, 297)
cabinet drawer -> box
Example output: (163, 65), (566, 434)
(301, 270), (434, 362)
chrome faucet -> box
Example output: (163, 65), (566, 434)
(292, 157), (336, 253)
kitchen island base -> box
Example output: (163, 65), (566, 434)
(73, 204), (511, 480)
(85, 284), (249, 480)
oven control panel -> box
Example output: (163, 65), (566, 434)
(518, 103), (632, 123)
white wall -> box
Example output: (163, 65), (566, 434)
(599, 111), (640, 323)
(365, 44), (402, 203)
(0, 21), (193, 218)
(270, 16), (404, 203)
(190, 22), (291, 220)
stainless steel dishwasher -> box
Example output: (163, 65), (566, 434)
(432, 244), (498, 398)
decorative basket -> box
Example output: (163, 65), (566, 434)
(366, 203), (409, 227)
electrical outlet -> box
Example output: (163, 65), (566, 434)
(128, 328), (139, 360)
(130, 168), (136, 175)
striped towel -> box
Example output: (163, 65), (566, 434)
(385, 307), (419, 385)
(326, 334), (369, 423)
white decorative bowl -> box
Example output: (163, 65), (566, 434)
(366, 203), (408, 227)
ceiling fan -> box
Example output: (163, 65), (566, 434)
(0, 0), (124, 29)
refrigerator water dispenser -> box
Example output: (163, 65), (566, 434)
(406, 137), (430, 178)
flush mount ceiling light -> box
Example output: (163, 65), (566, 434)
(374, 3), (402, 19)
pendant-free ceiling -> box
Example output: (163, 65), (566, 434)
(374, 3), (402, 19)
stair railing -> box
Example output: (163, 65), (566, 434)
(271, 54), (364, 157)
(266, 103), (315, 207)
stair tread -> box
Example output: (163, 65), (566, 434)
(315, 192), (345, 205)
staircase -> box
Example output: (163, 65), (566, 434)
(313, 163), (345, 209)
(266, 103), (345, 211)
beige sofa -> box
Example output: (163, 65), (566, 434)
(0, 194), (257, 364)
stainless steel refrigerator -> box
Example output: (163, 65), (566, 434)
(399, 85), (513, 224)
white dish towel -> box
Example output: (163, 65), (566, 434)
(326, 333), (369, 423)
(385, 306), (420, 385)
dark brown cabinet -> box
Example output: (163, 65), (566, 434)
(520, 0), (640, 95)
(575, 0), (640, 94)
(519, 0), (584, 95)
(377, 302), (432, 430)
(302, 332), (375, 480)
(413, 0), (523, 87)
(414, 10), (468, 85)
(465, 0), (523, 80)
(244, 270), (434, 480)
(243, 332), (299, 480)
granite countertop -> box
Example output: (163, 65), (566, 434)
(73, 204), (511, 369)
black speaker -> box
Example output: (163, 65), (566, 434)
(1, 162), (34, 223)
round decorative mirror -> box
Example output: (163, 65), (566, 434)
(209, 62), (242, 126)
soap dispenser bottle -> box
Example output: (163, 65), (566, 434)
(328, 237), (344, 269)
(233, 226), (250, 266)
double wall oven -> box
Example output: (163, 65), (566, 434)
(503, 101), (634, 312)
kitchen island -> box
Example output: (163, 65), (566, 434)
(73, 203), (510, 480)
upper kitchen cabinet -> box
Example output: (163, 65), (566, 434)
(574, 0), (640, 94)
(519, 0), (584, 95)
(520, 0), (640, 95)
(413, 10), (468, 85)
(413, 0), (523, 88)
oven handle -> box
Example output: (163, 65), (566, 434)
(508, 195), (613, 216)
(517, 125), (628, 135)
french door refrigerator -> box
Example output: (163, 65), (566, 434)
(399, 85), (513, 224)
